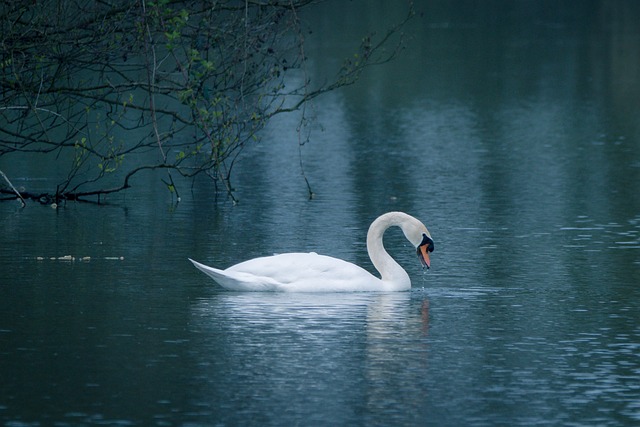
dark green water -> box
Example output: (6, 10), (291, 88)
(2, 1), (640, 425)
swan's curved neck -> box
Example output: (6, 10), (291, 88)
(366, 212), (412, 290)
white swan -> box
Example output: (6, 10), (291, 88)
(189, 211), (434, 292)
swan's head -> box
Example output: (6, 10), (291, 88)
(399, 217), (434, 269)
(416, 232), (434, 269)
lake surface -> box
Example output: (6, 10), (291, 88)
(2, 1), (640, 425)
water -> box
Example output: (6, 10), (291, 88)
(2, 1), (640, 425)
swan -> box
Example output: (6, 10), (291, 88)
(189, 211), (434, 292)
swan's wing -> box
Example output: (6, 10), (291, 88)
(226, 253), (381, 292)
(190, 253), (381, 292)
(189, 258), (282, 291)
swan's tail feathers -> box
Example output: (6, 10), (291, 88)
(188, 258), (279, 291)
(189, 258), (228, 283)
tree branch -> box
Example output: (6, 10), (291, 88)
(0, 0), (414, 204)
(0, 169), (26, 207)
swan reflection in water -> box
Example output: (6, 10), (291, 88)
(190, 292), (431, 421)
(192, 292), (429, 337)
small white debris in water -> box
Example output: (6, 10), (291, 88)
(38, 255), (123, 261)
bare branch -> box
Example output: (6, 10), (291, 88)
(0, 169), (26, 207)
(0, 0), (413, 204)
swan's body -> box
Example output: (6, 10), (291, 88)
(189, 211), (434, 292)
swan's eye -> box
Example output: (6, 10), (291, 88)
(420, 233), (434, 252)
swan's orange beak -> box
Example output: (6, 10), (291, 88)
(419, 244), (431, 269)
